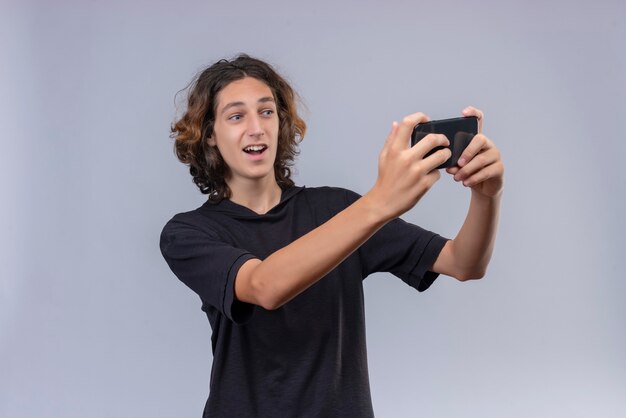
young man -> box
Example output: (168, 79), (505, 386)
(160, 54), (503, 417)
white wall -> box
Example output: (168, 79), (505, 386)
(1, 0), (624, 416)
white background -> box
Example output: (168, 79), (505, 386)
(2, 0), (625, 416)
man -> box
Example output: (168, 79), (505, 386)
(161, 54), (503, 417)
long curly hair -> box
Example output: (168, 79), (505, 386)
(171, 54), (306, 202)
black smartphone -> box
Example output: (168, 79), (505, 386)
(411, 116), (479, 169)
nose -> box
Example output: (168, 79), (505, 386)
(247, 114), (264, 137)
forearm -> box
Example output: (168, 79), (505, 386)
(236, 193), (389, 310)
(443, 189), (502, 280)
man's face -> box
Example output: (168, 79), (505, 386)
(210, 77), (279, 187)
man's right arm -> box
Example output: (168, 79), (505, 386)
(235, 113), (451, 310)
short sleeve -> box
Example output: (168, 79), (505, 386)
(160, 217), (257, 324)
(343, 189), (449, 292)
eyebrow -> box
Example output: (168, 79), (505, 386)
(220, 96), (275, 115)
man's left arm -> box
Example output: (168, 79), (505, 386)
(431, 106), (505, 281)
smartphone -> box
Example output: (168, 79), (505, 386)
(411, 116), (478, 169)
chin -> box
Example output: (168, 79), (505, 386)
(244, 168), (275, 181)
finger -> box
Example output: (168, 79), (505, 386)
(379, 122), (399, 163)
(454, 148), (500, 182)
(446, 166), (460, 175)
(457, 133), (490, 168)
(421, 147), (451, 172)
(462, 161), (504, 188)
(383, 121), (399, 148)
(392, 112), (430, 151)
(462, 106), (484, 133)
(414, 168), (442, 195)
(411, 133), (449, 159)
(423, 167), (442, 187)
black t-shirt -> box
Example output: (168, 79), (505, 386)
(160, 186), (448, 417)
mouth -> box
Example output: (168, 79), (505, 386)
(242, 144), (268, 155)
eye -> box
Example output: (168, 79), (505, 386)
(260, 109), (275, 117)
(228, 114), (242, 121)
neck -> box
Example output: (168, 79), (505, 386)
(227, 176), (283, 215)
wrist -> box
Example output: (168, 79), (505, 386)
(471, 187), (502, 199)
(359, 190), (395, 227)
(470, 188), (503, 214)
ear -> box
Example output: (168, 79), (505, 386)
(207, 135), (216, 146)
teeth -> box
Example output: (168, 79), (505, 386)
(244, 145), (266, 152)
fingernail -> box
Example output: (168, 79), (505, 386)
(458, 158), (466, 166)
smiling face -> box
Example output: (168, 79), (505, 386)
(209, 77), (280, 189)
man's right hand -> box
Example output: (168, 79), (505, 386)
(365, 112), (452, 221)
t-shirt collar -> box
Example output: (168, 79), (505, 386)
(201, 186), (305, 218)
